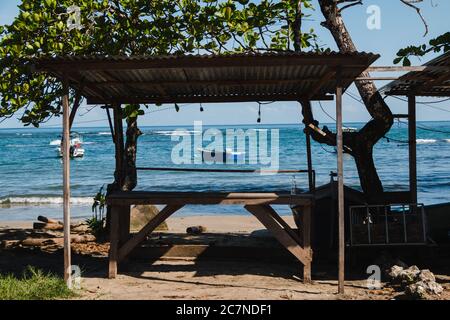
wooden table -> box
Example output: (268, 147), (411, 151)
(106, 191), (314, 283)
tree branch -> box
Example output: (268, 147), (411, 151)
(400, 0), (428, 36)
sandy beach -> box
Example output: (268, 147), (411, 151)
(1, 215), (449, 300)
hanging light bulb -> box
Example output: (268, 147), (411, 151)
(175, 103), (180, 112)
(257, 102), (261, 123)
(200, 103), (204, 112)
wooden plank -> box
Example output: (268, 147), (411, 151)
(106, 191), (314, 206)
(302, 205), (312, 283)
(408, 95), (417, 205)
(244, 205), (311, 268)
(118, 205), (131, 246)
(86, 94), (334, 105)
(118, 205), (183, 262)
(136, 167), (310, 174)
(108, 205), (120, 279)
(366, 66), (450, 72)
(68, 88), (82, 130)
(336, 78), (345, 294)
(263, 205), (303, 246)
(62, 75), (72, 288)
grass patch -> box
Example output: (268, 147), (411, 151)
(0, 266), (76, 300)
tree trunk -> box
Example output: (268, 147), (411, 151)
(122, 116), (142, 191)
(299, 0), (394, 203)
(105, 113), (141, 235)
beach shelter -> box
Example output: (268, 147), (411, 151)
(382, 51), (450, 205)
(33, 51), (380, 293)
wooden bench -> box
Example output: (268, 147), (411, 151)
(106, 191), (314, 283)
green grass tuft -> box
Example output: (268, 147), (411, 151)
(0, 266), (76, 300)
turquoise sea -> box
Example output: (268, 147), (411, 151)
(1, 122), (450, 221)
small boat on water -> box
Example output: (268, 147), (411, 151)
(56, 132), (85, 158)
(198, 148), (245, 163)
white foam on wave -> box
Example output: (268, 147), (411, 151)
(1, 196), (92, 205)
(97, 132), (112, 135)
(49, 139), (61, 145)
(417, 139), (437, 144)
(155, 130), (201, 136)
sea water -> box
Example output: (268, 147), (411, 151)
(0, 122), (449, 221)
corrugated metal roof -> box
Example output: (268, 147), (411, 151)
(33, 51), (379, 104)
(383, 52), (450, 97)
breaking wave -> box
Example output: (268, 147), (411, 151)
(0, 196), (92, 206)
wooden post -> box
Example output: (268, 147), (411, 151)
(108, 206), (120, 279)
(302, 205), (312, 283)
(336, 75), (345, 294)
(62, 75), (72, 288)
(306, 132), (314, 193)
(111, 105), (130, 245)
(408, 95), (417, 205)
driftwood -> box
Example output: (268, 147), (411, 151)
(33, 222), (63, 231)
(21, 234), (96, 247)
(37, 216), (62, 225)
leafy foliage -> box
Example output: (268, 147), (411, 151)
(394, 32), (450, 66)
(90, 184), (106, 236)
(0, 0), (318, 126)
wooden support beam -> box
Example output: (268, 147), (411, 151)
(106, 191), (314, 207)
(118, 205), (131, 246)
(108, 205), (120, 279)
(263, 205), (303, 246)
(118, 205), (183, 262)
(408, 95), (417, 205)
(62, 75), (72, 287)
(244, 205), (311, 283)
(86, 94), (334, 105)
(68, 89), (82, 130)
(302, 205), (312, 284)
(336, 73), (345, 294)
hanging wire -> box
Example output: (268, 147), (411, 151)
(387, 95), (450, 114)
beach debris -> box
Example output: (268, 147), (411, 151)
(33, 222), (63, 231)
(186, 226), (206, 235)
(0, 240), (21, 249)
(21, 234), (96, 247)
(131, 205), (168, 231)
(388, 265), (443, 299)
(37, 215), (62, 225)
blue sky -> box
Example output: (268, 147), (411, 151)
(1, 0), (449, 128)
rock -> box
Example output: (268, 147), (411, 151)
(130, 205), (168, 231)
(400, 266), (421, 285)
(388, 265), (404, 280)
(186, 226), (206, 235)
(405, 280), (443, 299)
(417, 269), (435, 283)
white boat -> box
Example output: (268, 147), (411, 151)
(56, 132), (85, 158)
(343, 127), (358, 133)
(198, 148), (245, 163)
